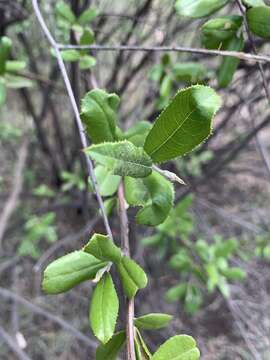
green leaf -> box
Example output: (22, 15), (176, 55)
(141, 234), (162, 247)
(214, 238), (237, 257)
(80, 27), (95, 46)
(218, 276), (230, 297)
(103, 197), (117, 216)
(81, 89), (119, 143)
(134, 313), (172, 330)
(169, 250), (192, 271)
(117, 256), (147, 299)
(218, 35), (244, 88)
(0, 37), (12, 75)
(124, 171), (174, 226)
(123, 121), (152, 147)
(79, 55), (96, 70)
(5, 74), (34, 88)
(85, 141), (153, 178)
(160, 75), (173, 98)
(42, 251), (108, 294)
(165, 284), (187, 302)
(247, 6), (270, 39)
(60, 49), (81, 62)
(33, 184), (55, 198)
(96, 330), (126, 360)
(175, 0), (230, 18)
(172, 62), (207, 83)
(83, 233), (122, 263)
(243, 0), (265, 7)
(152, 335), (200, 360)
(149, 64), (164, 82)
(184, 285), (203, 314)
(221, 267), (246, 281)
(5, 61), (26, 72)
(144, 85), (221, 163)
(94, 165), (121, 196)
(0, 78), (6, 107)
(78, 8), (99, 25)
(201, 16), (243, 49)
(56, 1), (76, 25)
(90, 273), (119, 344)
(206, 263), (219, 292)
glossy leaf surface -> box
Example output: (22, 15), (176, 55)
(42, 251), (107, 294)
(90, 273), (119, 344)
(152, 335), (200, 360)
(144, 85), (221, 163)
(81, 89), (120, 143)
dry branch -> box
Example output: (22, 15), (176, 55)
(0, 138), (28, 249)
(57, 43), (270, 63)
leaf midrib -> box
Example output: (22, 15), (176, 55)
(148, 92), (215, 158)
(91, 149), (151, 170)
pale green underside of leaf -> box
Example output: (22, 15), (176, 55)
(83, 233), (122, 263)
(5, 74), (34, 88)
(94, 165), (121, 197)
(175, 0), (230, 18)
(85, 140), (153, 178)
(152, 335), (200, 360)
(5, 60), (26, 72)
(90, 273), (119, 344)
(80, 89), (120, 143)
(122, 120), (153, 147)
(243, 0), (265, 7)
(144, 85), (221, 163)
(96, 331), (126, 360)
(124, 171), (174, 226)
(42, 251), (107, 294)
(117, 256), (148, 299)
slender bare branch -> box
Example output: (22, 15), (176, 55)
(0, 326), (31, 360)
(57, 43), (270, 63)
(118, 182), (136, 360)
(0, 287), (96, 349)
(0, 138), (28, 249)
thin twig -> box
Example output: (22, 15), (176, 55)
(0, 138), (28, 249)
(0, 287), (96, 349)
(0, 326), (31, 360)
(118, 182), (136, 360)
(32, 0), (113, 240)
(255, 133), (270, 180)
(197, 198), (263, 234)
(57, 43), (270, 63)
(17, 70), (63, 91)
(226, 299), (261, 360)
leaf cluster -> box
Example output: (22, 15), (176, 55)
(0, 36), (33, 107)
